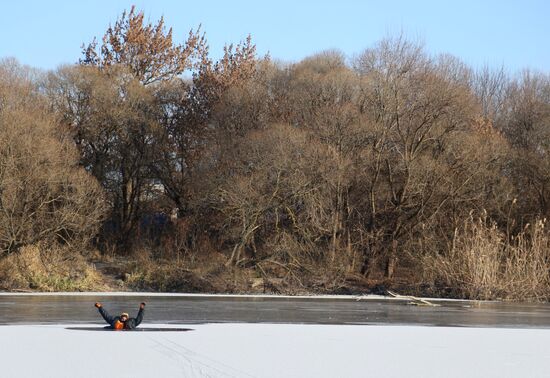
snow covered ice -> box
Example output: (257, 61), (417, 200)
(2, 322), (550, 378)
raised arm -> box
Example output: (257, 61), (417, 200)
(95, 303), (115, 326)
(134, 302), (146, 326)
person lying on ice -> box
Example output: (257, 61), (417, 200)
(94, 302), (146, 330)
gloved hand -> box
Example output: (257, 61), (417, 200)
(140, 302), (146, 309)
(95, 302), (102, 308)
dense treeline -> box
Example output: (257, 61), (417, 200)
(1, 8), (550, 298)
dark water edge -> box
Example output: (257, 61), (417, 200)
(1, 294), (550, 329)
(65, 326), (194, 332)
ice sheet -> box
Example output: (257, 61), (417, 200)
(2, 323), (550, 378)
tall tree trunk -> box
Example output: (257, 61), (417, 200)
(384, 239), (398, 279)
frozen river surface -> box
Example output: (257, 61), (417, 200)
(2, 293), (550, 328)
(3, 294), (550, 377)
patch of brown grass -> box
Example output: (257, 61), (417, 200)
(423, 216), (550, 301)
(0, 244), (106, 291)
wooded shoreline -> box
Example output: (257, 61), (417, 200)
(1, 7), (550, 302)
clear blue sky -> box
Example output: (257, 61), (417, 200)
(0, 0), (548, 73)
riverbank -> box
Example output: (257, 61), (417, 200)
(0, 291), (464, 301)
(2, 247), (545, 302)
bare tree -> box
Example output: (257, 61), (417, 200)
(0, 60), (105, 256)
(473, 65), (508, 120)
(81, 6), (207, 85)
(354, 35), (502, 278)
(46, 65), (161, 248)
(46, 7), (212, 249)
(149, 36), (263, 221)
(500, 71), (550, 219)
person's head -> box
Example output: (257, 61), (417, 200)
(120, 312), (129, 322)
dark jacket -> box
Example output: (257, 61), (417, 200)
(98, 306), (144, 330)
